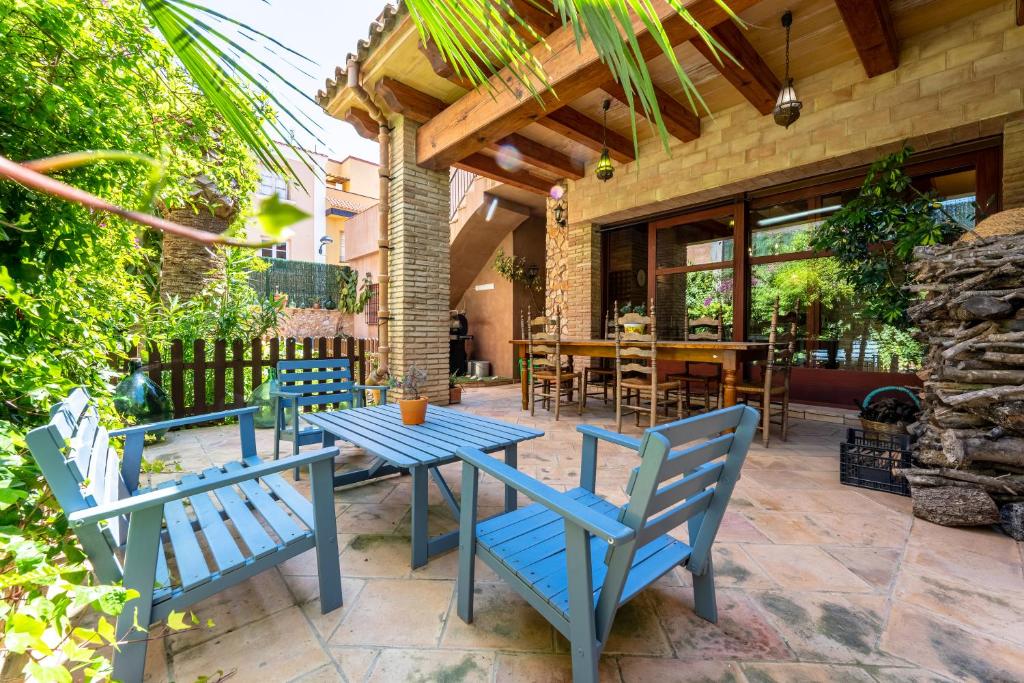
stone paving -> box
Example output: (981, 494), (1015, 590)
(142, 385), (1024, 682)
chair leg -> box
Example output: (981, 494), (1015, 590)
(676, 386), (683, 420)
(761, 393), (772, 448)
(457, 464), (479, 623)
(113, 507), (162, 683)
(578, 376), (584, 414)
(615, 385), (623, 433)
(565, 526), (600, 683)
(692, 557), (718, 624)
(293, 435), (302, 481)
(529, 376), (536, 416)
(781, 397), (790, 442)
(310, 457), (342, 613)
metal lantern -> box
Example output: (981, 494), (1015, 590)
(595, 99), (615, 182)
(773, 11), (802, 129)
(553, 200), (567, 227)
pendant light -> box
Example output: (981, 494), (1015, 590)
(595, 99), (615, 181)
(773, 10), (802, 128)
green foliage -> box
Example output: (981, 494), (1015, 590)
(684, 271), (732, 322)
(147, 248), (283, 343)
(493, 247), (543, 311)
(751, 258), (852, 329)
(812, 147), (965, 328)
(871, 324), (925, 372)
(337, 268), (375, 315)
(0, 1), (258, 678)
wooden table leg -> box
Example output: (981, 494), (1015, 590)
(723, 355), (738, 407)
(504, 444), (518, 512)
(518, 344), (529, 410)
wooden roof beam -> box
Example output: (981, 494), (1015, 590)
(536, 108), (635, 163)
(455, 153), (554, 195)
(602, 80), (700, 142)
(377, 77), (583, 179)
(834, 0), (900, 77)
(689, 20), (780, 116)
(345, 108), (379, 140)
(416, 0), (762, 169)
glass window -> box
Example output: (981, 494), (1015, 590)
(655, 268), (733, 340)
(258, 171), (289, 200)
(260, 243), (288, 260)
(750, 198), (847, 257)
(603, 225), (648, 319)
(655, 215), (732, 269)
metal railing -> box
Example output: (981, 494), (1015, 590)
(449, 167), (477, 221)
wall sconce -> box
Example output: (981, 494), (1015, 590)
(551, 181), (568, 227)
(526, 264), (539, 281)
(773, 10), (802, 128)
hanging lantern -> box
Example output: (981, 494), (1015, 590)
(552, 201), (567, 227)
(595, 99), (615, 181)
(773, 10), (802, 129)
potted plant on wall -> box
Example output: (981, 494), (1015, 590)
(395, 365), (429, 425)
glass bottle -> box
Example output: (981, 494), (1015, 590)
(113, 358), (172, 437)
(248, 368), (281, 429)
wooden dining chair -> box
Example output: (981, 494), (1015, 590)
(735, 298), (795, 447)
(527, 308), (584, 420)
(668, 309), (724, 413)
(583, 308), (616, 404)
(615, 300), (683, 431)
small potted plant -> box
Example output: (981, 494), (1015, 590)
(449, 372), (462, 405)
(395, 364), (429, 425)
(620, 301), (647, 334)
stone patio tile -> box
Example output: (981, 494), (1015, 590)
(903, 540), (1024, 593)
(741, 662), (876, 682)
(705, 543), (778, 590)
(880, 603), (1024, 682)
(441, 582), (554, 652)
(291, 664), (347, 681)
(822, 546), (902, 591)
(166, 568), (295, 654)
(336, 502), (410, 534)
(618, 656), (745, 682)
(330, 578), (454, 647)
(366, 649), (494, 683)
(652, 587), (793, 661)
(394, 503), (460, 536)
(279, 539), (349, 577)
(170, 606), (330, 682)
(743, 512), (841, 545)
(494, 653), (621, 682)
(338, 533), (413, 578)
(892, 569), (1024, 645)
(754, 592), (901, 666)
(743, 469), (828, 491)
(327, 646), (379, 682)
(744, 544), (873, 593)
(552, 593), (672, 657)
(741, 486), (834, 513)
(715, 511), (773, 543)
(334, 478), (400, 504)
(866, 666), (955, 682)
(907, 518), (1021, 563)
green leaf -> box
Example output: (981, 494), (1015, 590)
(256, 194), (307, 239)
(166, 610), (190, 631)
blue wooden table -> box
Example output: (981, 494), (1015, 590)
(302, 403), (542, 568)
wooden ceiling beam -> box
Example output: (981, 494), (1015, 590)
(537, 108), (635, 164)
(834, 0), (900, 77)
(455, 153), (554, 195)
(601, 80), (700, 142)
(416, 0), (763, 169)
(345, 108), (379, 140)
(377, 77), (584, 179)
(689, 20), (780, 116)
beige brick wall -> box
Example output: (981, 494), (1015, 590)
(1004, 115), (1024, 209)
(569, 1), (1024, 225)
(388, 117), (451, 403)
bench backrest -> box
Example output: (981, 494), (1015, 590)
(596, 404), (758, 639)
(277, 357), (357, 418)
(25, 388), (129, 583)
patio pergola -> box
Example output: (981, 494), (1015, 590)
(317, 0), (1024, 405)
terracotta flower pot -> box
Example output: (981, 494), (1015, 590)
(449, 386), (462, 405)
(399, 397), (429, 425)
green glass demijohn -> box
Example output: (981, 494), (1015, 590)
(248, 368), (281, 429)
(113, 358), (172, 437)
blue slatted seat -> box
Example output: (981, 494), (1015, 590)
(274, 357), (388, 480)
(26, 388), (343, 683)
(457, 404), (759, 683)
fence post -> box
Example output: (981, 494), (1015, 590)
(170, 340), (185, 419)
(213, 340), (227, 412)
(231, 340), (245, 407)
(193, 339), (207, 417)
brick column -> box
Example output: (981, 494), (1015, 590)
(388, 117), (450, 403)
(545, 188), (602, 341)
(1003, 116), (1024, 210)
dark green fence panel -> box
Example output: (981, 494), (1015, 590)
(250, 258), (351, 309)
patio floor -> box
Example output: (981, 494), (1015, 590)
(141, 385), (1024, 682)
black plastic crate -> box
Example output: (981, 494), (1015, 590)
(840, 428), (912, 496)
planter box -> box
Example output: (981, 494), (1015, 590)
(840, 428), (912, 496)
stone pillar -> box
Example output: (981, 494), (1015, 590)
(545, 185), (602, 342)
(388, 117), (450, 403)
(545, 193), (569, 318)
(1003, 116), (1024, 210)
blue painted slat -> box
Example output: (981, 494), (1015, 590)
(476, 489), (592, 540)
(349, 409), (496, 453)
(204, 468), (277, 559)
(637, 489), (714, 545)
(311, 412), (440, 464)
(659, 435), (733, 481)
(223, 462), (307, 545)
(398, 405), (541, 441)
(70, 408), (99, 483)
(648, 461), (724, 514)
(294, 392), (354, 408)
(488, 492), (615, 558)
(154, 543), (172, 598)
(159, 484), (212, 591)
(51, 389), (90, 441)
(180, 475), (245, 574)
(278, 358), (349, 371)
(84, 425), (111, 504)
(257, 470), (316, 529)
(279, 370), (352, 384)
(651, 405), (745, 448)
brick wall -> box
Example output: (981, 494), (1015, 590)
(569, 1), (1024, 226)
(1005, 115), (1024, 209)
(388, 117), (451, 402)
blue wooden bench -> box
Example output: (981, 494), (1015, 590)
(25, 388), (342, 683)
(273, 357), (388, 480)
(456, 404), (759, 683)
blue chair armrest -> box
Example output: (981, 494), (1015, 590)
(458, 447), (634, 546)
(110, 406), (259, 437)
(576, 425), (642, 451)
(68, 446), (339, 527)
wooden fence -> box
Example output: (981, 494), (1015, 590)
(124, 336), (378, 419)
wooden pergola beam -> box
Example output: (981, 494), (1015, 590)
(416, 0), (762, 169)
(834, 0), (900, 77)
(602, 80), (700, 142)
(377, 77), (585, 179)
(345, 108), (379, 139)
(455, 153), (554, 194)
(689, 21), (780, 116)
(537, 108), (635, 164)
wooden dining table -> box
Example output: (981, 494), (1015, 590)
(512, 339), (770, 410)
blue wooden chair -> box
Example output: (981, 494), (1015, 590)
(25, 388), (343, 683)
(273, 357), (388, 479)
(456, 404), (759, 683)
